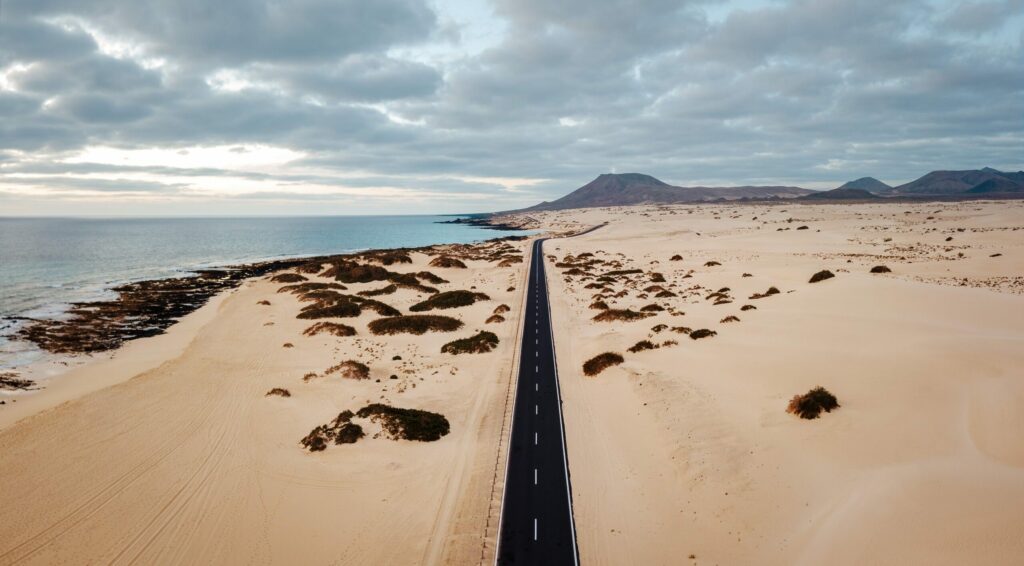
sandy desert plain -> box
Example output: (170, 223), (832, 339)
(1, 199), (1023, 565)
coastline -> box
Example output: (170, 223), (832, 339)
(0, 233), (536, 563)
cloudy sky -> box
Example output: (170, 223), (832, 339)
(1, 0), (1022, 215)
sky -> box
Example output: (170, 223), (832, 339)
(0, 0), (1022, 216)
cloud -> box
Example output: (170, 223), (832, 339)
(0, 0), (1021, 214)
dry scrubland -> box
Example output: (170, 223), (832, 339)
(0, 238), (530, 564)
(504, 200), (1024, 565)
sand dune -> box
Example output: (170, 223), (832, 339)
(526, 200), (1024, 565)
(0, 241), (530, 564)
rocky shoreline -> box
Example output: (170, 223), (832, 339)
(436, 215), (524, 231)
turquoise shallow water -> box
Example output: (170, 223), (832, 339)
(0, 215), (529, 368)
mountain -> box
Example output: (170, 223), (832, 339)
(886, 168), (1024, 196)
(836, 177), (890, 192)
(801, 187), (880, 200)
(516, 173), (814, 212)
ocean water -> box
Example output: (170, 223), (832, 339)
(0, 215), (530, 368)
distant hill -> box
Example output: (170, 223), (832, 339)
(886, 168), (1024, 196)
(836, 177), (890, 192)
(801, 188), (880, 200)
(515, 173), (814, 212)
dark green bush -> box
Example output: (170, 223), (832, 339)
(409, 290), (489, 312)
(441, 331), (500, 354)
(356, 403), (451, 441)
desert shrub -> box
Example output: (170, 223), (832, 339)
(670, 254), (683, 261)
(302, 372), (318, 381)
(742, 273), (753, 277)
(689, 328), (717, 339)
(740, 304), (756, 311)
(589, 300), (610, 310)
(282, 343), (294, 348)
(416, 271), (448, 284)
(797, 225), (809, 230)
(603, 269), (643, 277)
(655, 290), (677, 298)
(277, 282), (346, 294)
(266, 388), (291, 397)
(357, 298), (401, 317)
(368, 315), (464, 335)
(628, 340), (658, 353)
(493, 304), (511, 314)
(410, 290), (489, 312)
(257, 300), (271, 305)
(870, 265), (891, 273)
(720, 315), (740, 323)
(325, 360), (370, 380)
(640, 303), (665, 312)
(486, 314), (506, 324)
(565, 268), (587, 276)
(809, 270), (835, 283)
(651, 324), (668, 333)
(295, 262), (324, 274)
(297, 301), (361, 319)
(303, 322), (357, 337)
(650, 272), (666, 283)
(322, 260), (390, 283)
(271, 273), (308, 283)
(584, 283), (606, 290)
(358, 284), (398, 297)
(671, 326), (692, 335)
(661, 340), (678, 347)
(364, 251), (412, 265)
(430, 256), (468, 269)
(644, 285), (665, 293)
(333, 422), (365, 444)
(301, 411), (366, 451)
(592, 309), (652, 322)
(749, 286), (781, 300)
(498, 257), (522, 267)
(441, 331), (500, 354)
(356, 404), (450, 441)
(786, 386), (840, 419)
(704, 261), (721, 267)
(583, 352), (624, 376)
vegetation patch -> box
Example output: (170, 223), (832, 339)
(429, 256), (468, 269)
(589, 300), (610, 310)
(416, 271), (448, 284)
(670, 254), (683, 261)
(278, 282), (346, 294)
(593, 309), (653, 322)
(749, 286), (781, 299)
(655, 290), (677, 298)
(870, 265), (892, 273)
(672, 326), (693, 335)
(368, 315), (464, 335)
(689, 329), (717, 339)
(325, 360), (370, 380)
(297, 301), (362, 319)
(786, 386), (840, 419)
(271, 273), (308, 283)
(627, 340), (658, 353)
(322, 260), (391, 283)
(303, 322), (357, 337)
(720, 315), (740, 323)
(604, 269), (643, 277)
(809, 270), (835, 283)
(441, 331), (500, 354)
(301, 411), (365, 452)
(740, 305), (756, 311)
(266, 388), (291, 397)
(493, 304), (511, 314)
(410, 290), (489, 312)
(356, 404), (450, 441)
(704, 261), (721, 267)
(640, 303), (665, 312)
(486, 314), (506, 323)
(358, 284), (398, 297)
(583, 352), (625, 376)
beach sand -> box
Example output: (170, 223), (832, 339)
(0, 241), (530, 564)
(516, 200), (1024, 565)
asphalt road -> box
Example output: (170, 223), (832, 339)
(496, 238), (579, 565)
